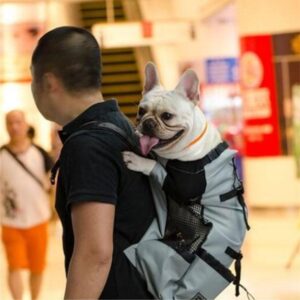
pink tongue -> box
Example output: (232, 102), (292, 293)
(140, 135), (159, 155)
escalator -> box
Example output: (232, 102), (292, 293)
(80, 0), (151, 121)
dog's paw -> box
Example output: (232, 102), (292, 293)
(122, 151), (156, 175)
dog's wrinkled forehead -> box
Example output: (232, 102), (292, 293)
(142, 88), (167, 103)
(141, 88), (193, 113)
(142, 62), (200, 104)
(139, 62), (200, 119)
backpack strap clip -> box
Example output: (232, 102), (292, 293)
(50, 159), (61, 185)
(199, 141), (228, 167)
(225, 247), (243, 296)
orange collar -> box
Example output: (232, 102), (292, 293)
(184, 122), (208, 149)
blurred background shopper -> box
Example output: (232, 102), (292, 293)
(0, 110), (52, 300)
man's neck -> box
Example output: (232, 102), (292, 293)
(59, 91), (104, 126)
(8, 138), (31, 154)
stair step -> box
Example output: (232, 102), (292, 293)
(101, 84), (141, 94)
(102, 48), (133, 54)
(102, 64), (138, 73)
(80, 0), (149, 120)
(105, 94), (141, 103)
(102, 73), (140, 84)
(102, 53), (136, 63)
(80, 1), (123, 10)
(120, 105), (139, 115)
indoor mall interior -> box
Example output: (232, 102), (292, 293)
(1, 0), (300, 299)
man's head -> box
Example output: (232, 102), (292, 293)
(6, 110), (29, 143)
(31, 26), (102, 123)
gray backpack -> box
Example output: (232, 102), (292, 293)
(124, 141), (252, 300)
(51, 121), (252, 300)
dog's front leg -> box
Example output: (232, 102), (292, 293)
(122, 151), (156, 175)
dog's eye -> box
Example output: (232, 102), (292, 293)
(138, 107), (146, 116)
(161, 112), (173, 121)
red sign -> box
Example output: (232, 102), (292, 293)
(141, 21), (152, 38)
(240, 35), (281, 156)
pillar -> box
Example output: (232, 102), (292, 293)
(236, 0), (300, 206)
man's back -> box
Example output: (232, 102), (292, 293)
(55, 100), (155, 299)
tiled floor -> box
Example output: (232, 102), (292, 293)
(1, 208), (300, 300)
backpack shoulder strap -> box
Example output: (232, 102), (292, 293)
(94, 122), (141, 153)
(50, 121), (139, 185)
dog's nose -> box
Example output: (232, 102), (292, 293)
(142, 119), (157, 136)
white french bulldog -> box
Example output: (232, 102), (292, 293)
(123, 62), (222, 174)
(122, 62), (249, 300)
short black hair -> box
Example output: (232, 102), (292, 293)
(31, 26), (102, 92)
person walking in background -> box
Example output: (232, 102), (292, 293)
(49, 124), (63, 222)
(0, 110), (53, 300)
(28, 123), (57, 221)
(27, 124), (54, 175)
(30, 26), (155, 299)
(27, 125), (36, 141)
(49, 123), (62, 162)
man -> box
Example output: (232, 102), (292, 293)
(0, 110), (52, 300)
(30, 26), (155, 299)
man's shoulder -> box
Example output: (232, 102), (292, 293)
(62, 130), (122, 164)
(66, 129), (118, 148)
(66, 120), (135, 151)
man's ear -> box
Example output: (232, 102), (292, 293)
(42, 73), (61, 93)
(174, 70), (199, 103)
(142, 62), (160, 95)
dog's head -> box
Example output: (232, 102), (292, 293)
(137, 62), (204, 157)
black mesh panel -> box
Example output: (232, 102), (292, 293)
(161, 197), (212, 262)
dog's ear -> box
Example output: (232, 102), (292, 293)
(143, 62), (160, 95)
(175, 70), (199, 102)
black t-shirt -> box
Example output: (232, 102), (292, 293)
(55, 100), (155, 299)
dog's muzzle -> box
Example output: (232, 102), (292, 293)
(142, 119), (157, 136)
